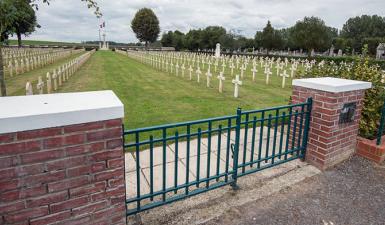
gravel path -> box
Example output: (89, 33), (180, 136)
(203, 156), (385, 225)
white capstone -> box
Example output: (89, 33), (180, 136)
(0, 90), (124, 134)
(292, 77), (372, 93)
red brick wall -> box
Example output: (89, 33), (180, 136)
(356, 136), (385, 163)
(292, 86), (365, 170)
(0, 119), (126, 225)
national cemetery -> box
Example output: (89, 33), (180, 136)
(0, 1), (385, 225)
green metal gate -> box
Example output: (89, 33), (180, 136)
(123, 98), (312, 215)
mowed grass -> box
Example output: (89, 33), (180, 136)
(59, 51), (294, 129)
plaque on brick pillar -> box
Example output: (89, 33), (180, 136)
(292, 77), (371, 170)
(339, 102), (357, 124)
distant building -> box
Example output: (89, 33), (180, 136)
(161, 47), (175, 51)
(376, 43), (385, 60)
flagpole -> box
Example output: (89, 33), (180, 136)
(99, 28), (101, 43)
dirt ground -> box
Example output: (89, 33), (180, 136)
(204, 156), (385, 225)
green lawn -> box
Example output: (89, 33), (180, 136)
(59, 51), (295, 129)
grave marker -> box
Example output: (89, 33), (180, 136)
(217, 72), (225, 93)
(280, 70), (289, 88)
(206, 69), (212, 87)
(232, 75), (242, 98)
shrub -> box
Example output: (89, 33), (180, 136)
(302, 51), (385, 139)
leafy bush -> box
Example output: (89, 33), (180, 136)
(300, 47), (385, 139)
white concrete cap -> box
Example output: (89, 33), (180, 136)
(292, 77), (372, 93)
(0, 91), (124, 134)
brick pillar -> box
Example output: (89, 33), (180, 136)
(292, 77), (371, 170)
(0, 91), (126, 225)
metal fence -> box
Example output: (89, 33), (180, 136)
(123, 98), (312, 215)
(377, 99), (385, 145)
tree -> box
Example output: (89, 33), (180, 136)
(0, 0), (101, 96)
(171, 30), (185, 51)
(160, 31), (173, 47)
(160, 30), (185, 50)
(185, 29), (203, 50)
(341, 15), (385, 52)
(290, 17), (334, 55)
(258, 21), (282, 54)
(0, 0), (18, 96)
(201, 26), (226, 49)
(362, 37), (385, 55)
(131, 8), (160, 48)
(9, 0), (40, 47)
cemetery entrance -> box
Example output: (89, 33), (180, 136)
(123, 98), (312, 215)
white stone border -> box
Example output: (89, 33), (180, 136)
(293, 77), (372, 93)
(0, 91), (124, 134)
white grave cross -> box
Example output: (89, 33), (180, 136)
(217, 72), (225, 93)
(232, 75), (242, 98)
(280, 70), (290, 88)
(265, 68), (272, 85)
(251, 66), (258, 81)
(205, 69), (212, 87)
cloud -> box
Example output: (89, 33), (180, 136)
(22, 0), (385, 43)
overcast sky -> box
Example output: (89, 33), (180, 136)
(20, 0), (385, 43)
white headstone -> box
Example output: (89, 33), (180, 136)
(215, 43), (221, 58)
(25, 82), (33, 95)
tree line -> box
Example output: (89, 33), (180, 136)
(160, 15), (385, 55)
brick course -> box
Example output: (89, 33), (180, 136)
(0, 119), (126, 225)
(292, 86), (366, 170)
(356, 136), (385, 163)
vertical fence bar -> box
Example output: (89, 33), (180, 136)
(242, 113), (249, 173)
(225, 119), (231, 182)
(377, 99), (385, 145)
(135, 132), (141, 210)
(291, 110), (299, 157)
(206, 121), (212, 188)
(196, 128), (202, 187)
(185, 125), (191, 194)
(296, 105), (305, 156)
(285, 107), (293, 160)
(231, 108), (241, 189)
(272, 109), (279, 164)
(265, 115), (272, 163)
(162, 128), (167, 202)
(149, 135), (154, 201)
(250, 116), (257, 167)
(257, 111), (265, 168)
(216, 125), (222, 181)
(174, 131), (179, 194)
(301, 98), (313, 158)
(278, 112), (286, 160)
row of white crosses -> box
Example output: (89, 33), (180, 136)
(2, 47), (67, 65)
(3, 47), (84, 77)
(120, 50), (308, 97)
(121, 50), (246, 98)
(25, 50), (95, 95)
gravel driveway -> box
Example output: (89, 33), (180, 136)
(203, 156), (385, 225)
